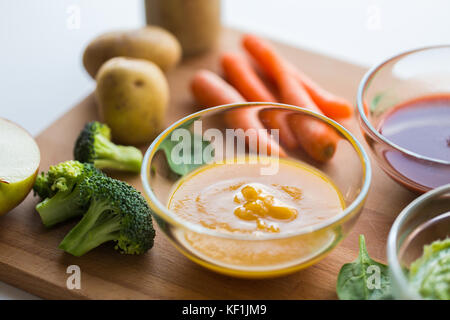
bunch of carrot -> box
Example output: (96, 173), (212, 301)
(190, 34), (353, 162)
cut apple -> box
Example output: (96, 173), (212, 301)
(0, 118), (40, 215)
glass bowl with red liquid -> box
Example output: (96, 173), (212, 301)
(357, 46), (450, 193)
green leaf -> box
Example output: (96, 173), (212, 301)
(408, 238), (450, 300)
(370, 93), (384, 113)
(158, 117), (213, 176)
(337, 235), (392, 300)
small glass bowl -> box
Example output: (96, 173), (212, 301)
(387, 183), (450, 299)
(357, 46), (450, 193)
(141, 103), (371, 278)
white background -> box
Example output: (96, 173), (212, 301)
(1, 0), (449, 299)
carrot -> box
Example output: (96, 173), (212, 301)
(191, 69), (245, 106)
(259, 109), (299, 150)
(190, 69), (286, 157)
(288, 114), (338, 162)
(220, 52), (299, 150)
(242, 34), (339, 162)
(221, 52), (277, 102)
(243, 34), (353, 120)
(286, 62), (353, 119)
(363, 100), (370, 116)
(277, 71), (339, 162)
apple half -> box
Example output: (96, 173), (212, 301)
(0, 118), (40, 216)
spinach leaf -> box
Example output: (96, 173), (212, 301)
(370, 93), (384, 113)
(337, 235), (392, 300)
(158, 117), (213, 176)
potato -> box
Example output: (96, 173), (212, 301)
(84, 26), (181, 78)
(95, 57), (169, 145)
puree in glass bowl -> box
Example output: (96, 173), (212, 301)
(167, 157), (345, 269)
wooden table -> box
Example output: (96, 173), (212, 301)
(0, 28), (417, 299)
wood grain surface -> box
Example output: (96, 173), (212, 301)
(0, 28), (417, 299)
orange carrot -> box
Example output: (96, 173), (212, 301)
(285, 62), (353, 119)
(191, 69), (245, 106)
(288, 113), (338, 162)
(221, 52), (277, 102)
(243, 34), (353, 120)
(220, 52), (299, 150)
(363, 100), (370, 116)
(242, 34), (339, 162)
(190, 69), (286, 157)
(277, 71), (339, 162)
(259, 109), (299, 150)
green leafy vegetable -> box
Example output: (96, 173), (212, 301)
(337, 235), (392, 300)
(158, 117), (213, 176)
(409, 238), (450, 300)
(370, 93), (384, 113)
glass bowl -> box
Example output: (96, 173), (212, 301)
(141, 103), (371, 278)
(387, 183), (450, 299)
(357, 46), (450, 193)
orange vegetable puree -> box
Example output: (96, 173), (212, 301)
(168, 157), (345, 270)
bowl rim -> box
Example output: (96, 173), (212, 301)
(141, 102), (372, 240)
(387, 183), (450, 299)
(356, 44), (450, 166)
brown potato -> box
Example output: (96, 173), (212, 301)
(84, 26), (181, 78)
(95, 57), (169, 145)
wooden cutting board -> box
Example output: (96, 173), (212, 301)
(0, 28), (418, 299)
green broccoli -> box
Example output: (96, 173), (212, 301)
(74, 121), (143, 173)
(58, 174), (155, 256)
(33, 160), (103, 227)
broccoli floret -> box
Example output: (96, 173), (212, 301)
(33, 160), (103, 227)
(58, 175), (155, 256)
(74, 121), (143, 173)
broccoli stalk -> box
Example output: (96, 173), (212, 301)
(59, 198), (121, 256)
(90, 133), (143, 173)
(36, 184), (85, 227)
(59, 175), (155, 257)
(33, 161), (102, 227)
(74, 121), (143, 173)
